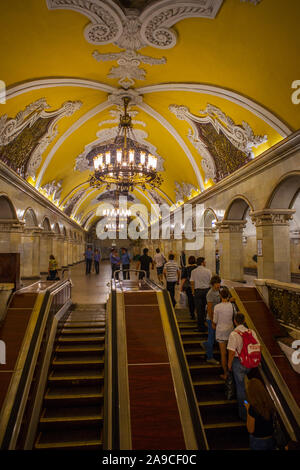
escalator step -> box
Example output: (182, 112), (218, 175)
(35, 428), (103, 450)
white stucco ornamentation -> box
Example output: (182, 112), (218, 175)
(0, 99), (82, 179)
(40, 179), (63, 203)
(169, 103), (267, 182)
(174, 181), (197, 203)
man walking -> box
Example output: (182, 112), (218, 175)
(94, 248), (101, 274)
(110, 248), (120, 280)
(190, 257), (212, 332)
(121, 247), (131, 280)
(164, 254), (180, 307)
(227, 313), (260, 421)
(154, 248), (166, 285)
(85, 246), (93, 275)
(136, 248), (154, 279)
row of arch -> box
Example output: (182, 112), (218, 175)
(0, 194), (84, 242)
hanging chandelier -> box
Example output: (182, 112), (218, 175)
(89, 96), (163, 194)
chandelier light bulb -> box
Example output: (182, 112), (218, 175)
(140, 152), (145, 165)
(129, 149), (135, 163)
(105, 151), (111, 165)
(117, 149), (122, 163)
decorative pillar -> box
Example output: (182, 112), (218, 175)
(0, 219), (23, 254)
(204, 227), (216, 274)
(250, 209), (295, 283)
(40, 231), (54, 274)
(62, 238), (69, 268)
(216, 220), (246, 282)
(67, 238), (73, 266)
(21, 227), (41, 278)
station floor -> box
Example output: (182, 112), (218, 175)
(66, 261), (256, 306)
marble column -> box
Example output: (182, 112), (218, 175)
(62, 239), (69, 268)
(0, 219), (23, 254)
(216, 220), (246, 282)
(21, 227), (41, 278)
(204, 227), (216, 274)
(40, 231), (54, 274)
(67, 238), (73, 266)
(250, 209), (295, 283)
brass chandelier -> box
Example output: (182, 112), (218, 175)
(89, 96), (163, 194)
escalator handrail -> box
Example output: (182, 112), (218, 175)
(231, 287), (300, 443)
(0, 280), (72, 449)
(161, 289), (209, 450)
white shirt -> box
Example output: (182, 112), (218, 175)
(190, 265), (212, 289)
(154, 253), (165, 268)
(164, 261), (179, 282)
(213, 302), (234, 341)
(227, 325), (259, 357)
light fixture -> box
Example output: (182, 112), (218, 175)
(89, 96), (163, 194)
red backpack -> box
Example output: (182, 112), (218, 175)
(236, 329), (261, 368)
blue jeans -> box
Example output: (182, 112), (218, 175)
(232, 357), (250, 421)
(204, 319), (215, 360)
(249, 435), (275, 450)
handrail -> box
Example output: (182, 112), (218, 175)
(230, 287), (300, 444)
(113, 269), (147, 282)
(0, 279), (72, 449)
(160, 289), (208, 449)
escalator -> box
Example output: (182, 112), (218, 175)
(34, 304), (106, 450)
(176, 309), (249, 450)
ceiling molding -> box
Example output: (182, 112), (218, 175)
(5, 78), (116, 101)
(137, 101), (204, 190)
(35, 100), (112, 188)
(137, 83), (292, 137)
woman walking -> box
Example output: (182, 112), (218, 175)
(212, 287), (235, 379)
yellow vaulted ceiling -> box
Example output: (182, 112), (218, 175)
(0, 0), (299, 229)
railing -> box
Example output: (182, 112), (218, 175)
(0, 280), (72, 449)
(255, 279), (300, 332)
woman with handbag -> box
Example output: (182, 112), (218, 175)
(48, 254), (59, 280)
(180, 255), (197, 319)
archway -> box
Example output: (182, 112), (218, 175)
(0, 195), (17, 220)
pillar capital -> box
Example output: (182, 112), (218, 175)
(215, 219), (247, 233)
(250, 209), (295, 227)
(0, 219), (24, 233)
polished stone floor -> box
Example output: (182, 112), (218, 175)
(66, 261), (256, 306)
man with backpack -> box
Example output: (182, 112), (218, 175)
(227, 312), (261, 421)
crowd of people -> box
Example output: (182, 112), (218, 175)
(80, 245), (294, 450)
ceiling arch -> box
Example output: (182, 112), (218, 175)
(0, 0), (299, 232)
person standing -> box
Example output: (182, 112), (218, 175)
(180, 250), (186, 269)
(48, 254), (58, 280)
(110, 248), (120, 280)
(202, 275), (222, 364)
(212, 287), (235, 376)
(180, 255), (197, 319)
(85, 246), (93, 275)
(154, 248), (166, 285)
(136, 248), (154, 279)
(121, 247), (131, 280)
(164, 254), (180, 307)
(215, 249), (220, 275)
(190, 257), (212, 332)
(227, 313), (260, 421)
(245, 378), (275, 450)
(94, 249), (101, 275)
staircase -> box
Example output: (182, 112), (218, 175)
(34, 304), (106, 450)
(176, 309), (249, 450)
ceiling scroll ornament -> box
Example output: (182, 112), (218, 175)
(47, 0), (223, 87)
(40, 179), (63, 203)
(0, 98), (82, 180)
(174, 181), (197, 203)
(170, 104), (267, 183)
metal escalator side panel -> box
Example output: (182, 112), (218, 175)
(115, 290), (132, 450)
(230, 286), (300, 440)
(0, 291), (46, 449)
(156, 290), (208, 450)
